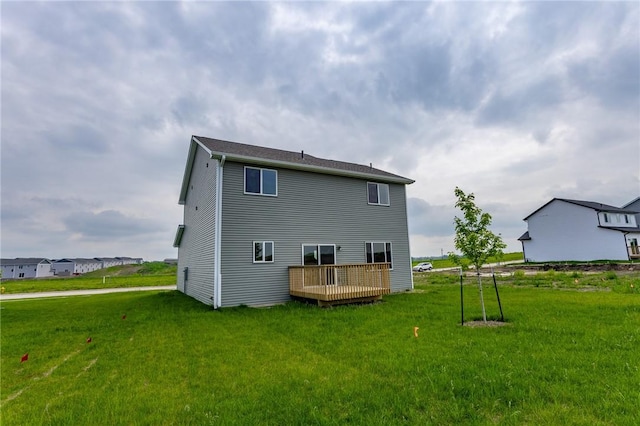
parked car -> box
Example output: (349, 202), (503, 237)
(412, 262), (433, 272)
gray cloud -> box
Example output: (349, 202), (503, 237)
(62, 210), (162, 240)
(1, 1), (638, 259)
(407, 198), (456, 238)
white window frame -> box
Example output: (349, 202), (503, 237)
(364, 241), (393, 269)
(244, 166), (278, 197)
(603, 213), (610, 223)
(253, 241), (275, 263)
(367, 182), (390, 206)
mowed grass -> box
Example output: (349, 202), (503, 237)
(1, 274), (639, 425)
(1, 275), (175, 294)
(413, 252), (524, 269)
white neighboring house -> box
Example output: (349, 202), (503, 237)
(95, 257), (122, 269)
(52, 258), (103, 275)
(52, 258), (75, 276)
(73, 258), (104, 274)
(0, 258), (54, 279)
(519, 198), (640, 262)
(116, 257), (143, 265)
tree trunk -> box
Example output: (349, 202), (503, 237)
(477, 272), (487, 322)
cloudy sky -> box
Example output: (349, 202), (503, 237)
(2, 1), (639, 261)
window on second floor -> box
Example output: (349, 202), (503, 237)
(245, 167), (277, 196)
(367, 182), (390, 206)
(603, 213), (610, 223)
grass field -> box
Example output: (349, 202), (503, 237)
(413, 252), (524, 269)
(1, 262), (176, 294)
(1, 271), (638, 425)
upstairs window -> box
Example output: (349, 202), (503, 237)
(245, 167), (277, 196)
(365, 242), (393, 269)
(253, 241), (274, 263)
(367, 182), (390, 206)
(603, 213), (610, 223)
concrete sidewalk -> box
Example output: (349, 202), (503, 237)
(0, 285), (177, 301)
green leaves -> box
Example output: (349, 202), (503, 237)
(452, 187), (506, 271)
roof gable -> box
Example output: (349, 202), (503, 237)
(524, 198), (639, 220)
(559, 199), (635, 213)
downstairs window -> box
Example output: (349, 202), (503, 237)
(365, 241), (392, 269)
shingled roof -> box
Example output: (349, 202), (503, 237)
(524, 198), (639, 220)
(193, 136), (414, 184)
(0, 258), (51, 266)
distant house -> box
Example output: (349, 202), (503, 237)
(174, 136), (415, 308)
(116, 257), (143, 265)
(52, 259), (75, 276)
(0, 256), (143, 278)
(52, 257), (142, 276)
(95, 257), (122, 268)
(73, 258), (104, 274)
(519, 198), (640, 262)
(0, 258), (53, 279)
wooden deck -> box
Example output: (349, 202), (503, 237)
(289, 263), (390, 306)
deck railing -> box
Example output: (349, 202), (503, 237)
(289, 263), (391, 302)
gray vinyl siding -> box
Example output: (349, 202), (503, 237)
(220, 161), (412, 307)
(177, 148), (217, 305)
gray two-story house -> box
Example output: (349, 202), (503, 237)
(174, 136), (415, 308)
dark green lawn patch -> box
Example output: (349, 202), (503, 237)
(2, 280), (638, 425)
(0, 275), (175, 294)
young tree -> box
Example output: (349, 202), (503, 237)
(450, 187), (506, 322)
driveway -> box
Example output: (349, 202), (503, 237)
(0, 285), (177, 301)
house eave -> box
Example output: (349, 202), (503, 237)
(206, 151), (415, 185)
(597, 225), (640, 233)
(178, 137), (214, 204)
(523, 198), (638, 221)
(173, 225), (185, 247)
(517, 231), (531, 241)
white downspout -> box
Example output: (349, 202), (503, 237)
(213, 155), (226, 308)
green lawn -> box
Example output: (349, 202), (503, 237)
(413, 252), (524, 269)
(1, 273), (639, 425)
(0, 274), (175, 294)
